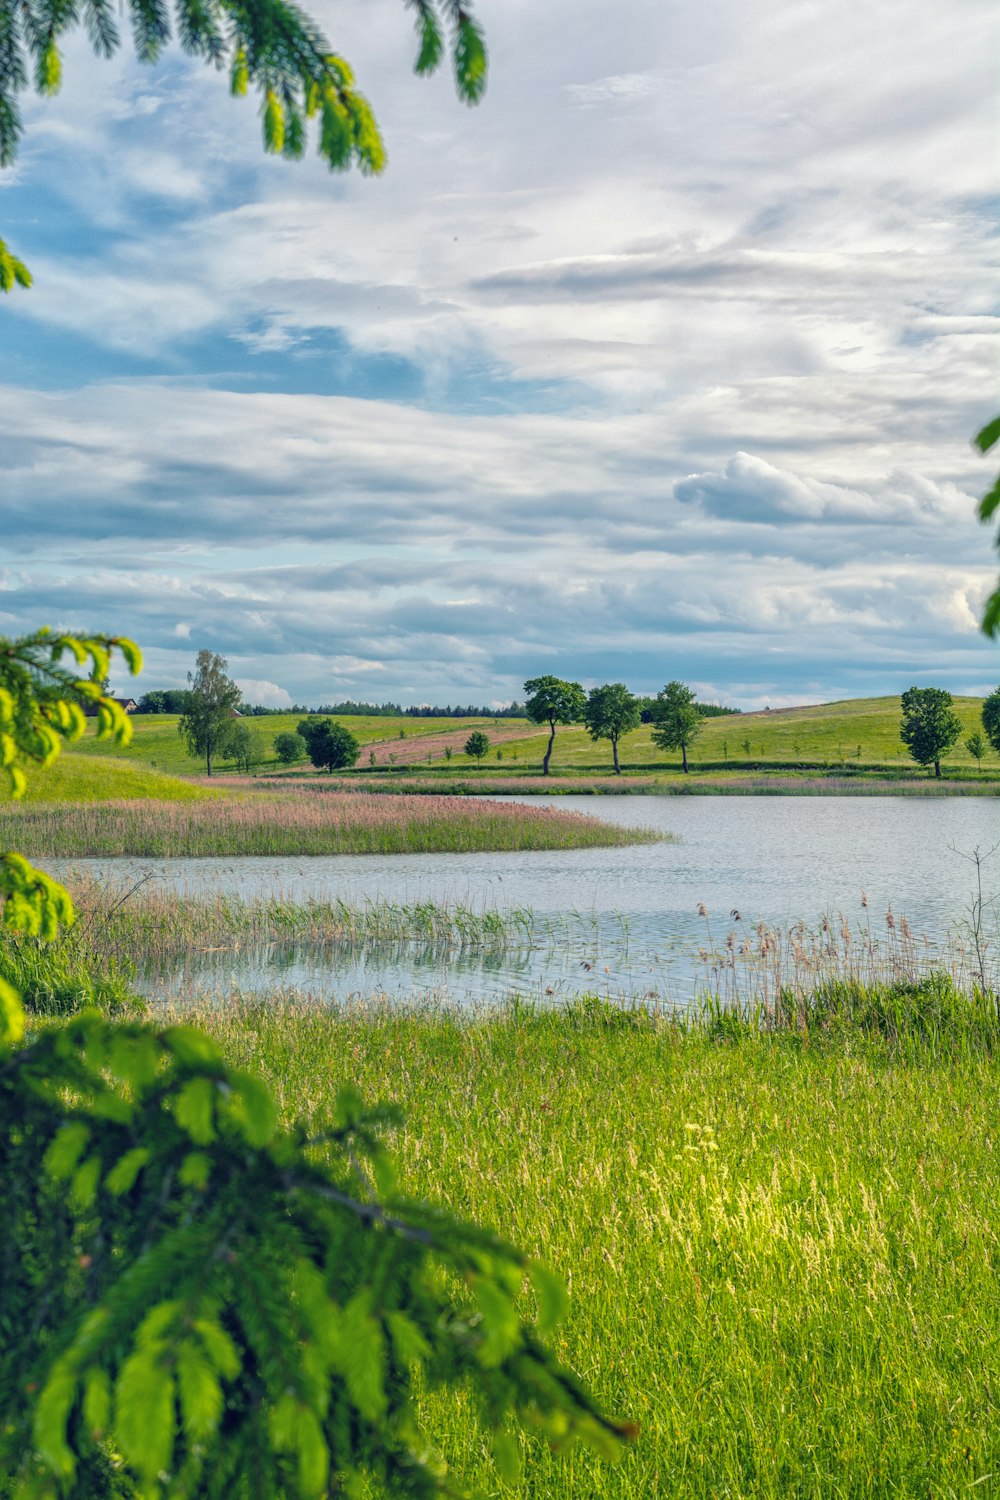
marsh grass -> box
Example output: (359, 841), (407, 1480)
(61, 877), (536, 968)
(0, 790), (658, 857)
(169, 990), (1000, 1497)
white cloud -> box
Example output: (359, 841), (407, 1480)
(236, 678), (293, 707)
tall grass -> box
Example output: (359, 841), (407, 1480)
(60, 877), (536, 967)
(0, 791), (659, 856)
(175, 991), (1000, 1497)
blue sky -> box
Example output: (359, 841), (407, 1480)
(1, 0), (997, 708)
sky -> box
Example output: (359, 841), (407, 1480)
(1, 0), (997, 709)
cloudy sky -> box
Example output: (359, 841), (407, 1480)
(1, 0), (997, 708)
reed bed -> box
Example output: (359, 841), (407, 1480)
(170, 990), (1000, 1497)
(0, 790), (658, 857)
(693, 898), (1000, 1014)
(59, 877), (535, 967)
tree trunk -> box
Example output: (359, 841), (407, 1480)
(542, 719), (556, 775)
(681, 742), (689, 773)
(934, 758), (941, 778)
(612, 735), (621, 774)
(206, 743), (212, 776)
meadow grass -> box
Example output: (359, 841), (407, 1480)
(13, 752), (215, 802)
(178, 990), (1000, 1497)
(0, 790), (659, 857)
(67, 712), (525, 777)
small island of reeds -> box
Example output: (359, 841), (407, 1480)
(0, 788), (661, 858)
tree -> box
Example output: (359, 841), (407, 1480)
(966, 730), (987, 773)
(306, 719), (360, 771)
(178, 650), (242, 776)
(982, 686), (1000, 757)
(274, 730), (307, 765)
(524, 675), (586, 776)
(899, 686), (962, 778)
(583, 683), (640, 775)
(464, 729), (490, 761)
(650, 681), (702, 773)
(226, 720), (259, 773)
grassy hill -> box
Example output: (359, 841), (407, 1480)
(16, 754), (217, 802)
(67, 712), (519, 777)
(64, 697), (997, 785)
(440, 695), (994, 776)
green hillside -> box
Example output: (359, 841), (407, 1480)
(69, 712), (516, 777)
(437, 695), (995, 775)
(66, 697), (998, 784)
(14, 754), (217, 802)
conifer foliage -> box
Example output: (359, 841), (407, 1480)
(0, 635), (632, 1496)
(0, 0), (487, 277)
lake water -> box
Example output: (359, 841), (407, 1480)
(47, 796), (1000, 1008)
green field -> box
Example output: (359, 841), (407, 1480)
(476, 695), (994, 776)
(67, 713), (518, 777)
(176, 992), (1000, 1498)
(42, 695), (1000, 794)
(18, 752), (216, 802)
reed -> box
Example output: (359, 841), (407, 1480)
(0, 790), (659, 856)
(56, 877), (536, 968)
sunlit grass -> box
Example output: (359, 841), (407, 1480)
(181, 993), (1000, 1497)
(12, 753), (215, 802)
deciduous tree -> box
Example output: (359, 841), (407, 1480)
(583, 683), (640, 775)
(981, 686), (1000, 757)
(900, 686), (962, 778)
(650, 681), (701, 773)
(306, 719), (360, 771)
(524, 675), (586, 776)
(178, 650), (243, 776)
(464, 729), (490, 761)
(274, 730), (307, 764)
(965, 729), (987, 773)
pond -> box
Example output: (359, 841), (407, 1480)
(46, 796), (1000, 1008)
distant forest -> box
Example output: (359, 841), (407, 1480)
(135, 690), (740, 719)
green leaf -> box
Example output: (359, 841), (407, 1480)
(225, 1069), (276, 1145)
(472, 1276), (521, 1367)
(178, 1150), (212, 1188)
(982, 587), (1000, 639)
(341, 1293), (387, 1421)
(177, 1342), (223, 1444)
(386, 1310), (431, 1367)
(175, 1075), (217, 1144)
(454, 15), (487, 103)
(82, 1366), (112, 1439)
(162, 1024), (223, 1068)
(33, 1360), (78, 1481)
(974, 413), (1000, 453)
(194, 1317), (242, 1380)
(530, 1262), (569, 1335)
(71, 1153), (102, 1208)
(115, 1351), (176, 1484)
(105, 1146), (151, 1196)
(0, 976), (25, 1047)
(414, 8), (444, 74)
(977, 475), (1000, 521)
(296, 1404), (330, 1496)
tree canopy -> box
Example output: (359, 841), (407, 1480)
(981, 686), (1000, 757)
(899, 686), (962, 779)
(178, 649), (243, 776)
(304, 718), (360, 771)
(649, 681), (702, 773)
(583, 683), (640, 775)
(523, 676), (586, 777)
